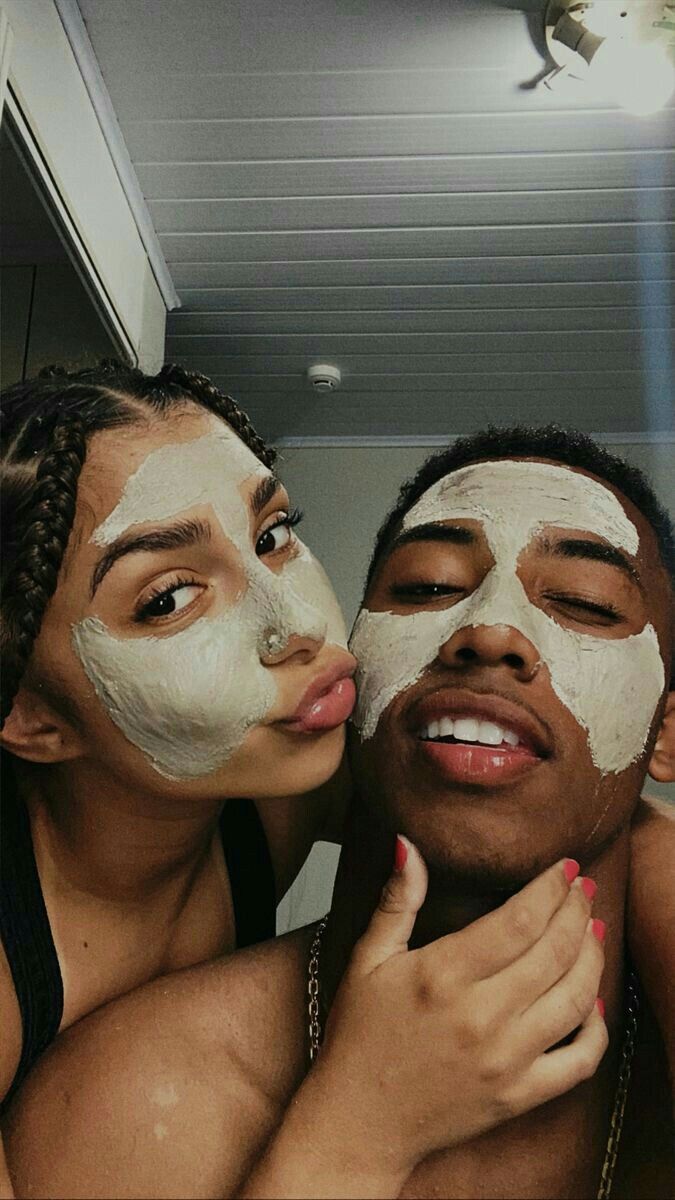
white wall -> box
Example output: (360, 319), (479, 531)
(276, 440), (675, 932)
(2, 0), (167, 369)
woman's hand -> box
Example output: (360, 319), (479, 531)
(239, 841), (606, 1198)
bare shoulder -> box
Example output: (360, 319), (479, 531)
(4, 929), (311, 1200)
(632, 792), (675, 830)
(0, 942), (22, 1106)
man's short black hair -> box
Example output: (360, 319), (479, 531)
(366, 425), (675, 595)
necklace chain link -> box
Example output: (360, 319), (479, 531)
(307, 915), (638, 1199)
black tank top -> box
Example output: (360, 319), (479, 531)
(0, 760), (276, 1114)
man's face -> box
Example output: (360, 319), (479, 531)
(348, 458), (673, 885)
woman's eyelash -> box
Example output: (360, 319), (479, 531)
(283, 507), (303, 530)
(134, 575), (200, 623)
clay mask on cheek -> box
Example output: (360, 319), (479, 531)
(72, 427), (346, 780)
(350, 461), (665, 775)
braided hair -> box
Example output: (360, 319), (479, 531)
(1, 360), (275, 728)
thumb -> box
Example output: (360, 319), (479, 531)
(351, 835), (428, 975)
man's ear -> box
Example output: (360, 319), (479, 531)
(648, 691), (675, 783)
(0, 686), (83, 763)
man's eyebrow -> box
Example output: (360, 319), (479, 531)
(90, 517), (212, 598)
(389, 523), (477, 554)
(541, 536), (643, 590)
(251, 474), (283, 517)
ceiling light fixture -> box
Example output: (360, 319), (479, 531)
(543, 1), (675, 114)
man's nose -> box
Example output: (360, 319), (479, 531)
(259, 630), (324, 667)
(438, 623), (541, 682)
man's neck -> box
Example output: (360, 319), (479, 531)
(322, 804), (630, 1039)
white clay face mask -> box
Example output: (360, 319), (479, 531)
(72, 424), (346, 780)
(350, 461), (665, 775)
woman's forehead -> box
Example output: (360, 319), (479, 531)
(77, 411), (266, 543)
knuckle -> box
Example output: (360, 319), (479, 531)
(576, 1033), (607, 1081)
(482, 1048), (512, 1084)
(506, 901), (537, 944)
(548, 926), (579, 972)
(378, 879), (406, 915)
(568, 982), (596, 1025)
(456, 1010), (485, 1049)
(493, 1085), (521, 1122)
(412, 960), (443, 1009)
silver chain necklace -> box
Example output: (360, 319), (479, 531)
(307, 916), (639, 1200)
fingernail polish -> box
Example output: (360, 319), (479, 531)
(591, 918), (606, 943)
(580, 877), (597, 901)
(563, 858), (580, 884)
(394, 835), (408, 873)
(596, 997), (605, 1019)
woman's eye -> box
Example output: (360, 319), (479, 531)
(136, 582), (203, 622)
(256, 509), (303, 558)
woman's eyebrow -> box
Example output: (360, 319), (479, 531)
(250, 473), (283, 516)
(90, 517), (212, 598)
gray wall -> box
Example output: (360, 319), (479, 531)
(276, 440), (675, 932)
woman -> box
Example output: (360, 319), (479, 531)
(0, 360), (669, 1195)
(1, 359), (356, 1113)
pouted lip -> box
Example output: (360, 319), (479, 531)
(280, 653), (357, 725)
(406, 685), (554, 757)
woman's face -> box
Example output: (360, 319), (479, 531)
(27, 405), (355, 799)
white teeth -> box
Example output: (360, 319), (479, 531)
(453, 717), (479, 742)
(477, 720), (503, 746)
(419, 717), (522, 747)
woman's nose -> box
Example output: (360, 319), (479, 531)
(259, 630), (324, 667)
(438, 622), (541, 682)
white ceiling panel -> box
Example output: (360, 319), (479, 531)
(169, 253), (673, 289)
(136, 152), (675, 201)
(77, 0), (675, 438)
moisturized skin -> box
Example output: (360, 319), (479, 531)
(350, 461), (665, 774)
(73, 427), (347, 780)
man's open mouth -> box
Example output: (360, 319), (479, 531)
(408, 689), (552, 786)
(418, 716), (523, 749)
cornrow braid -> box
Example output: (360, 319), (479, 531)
(1, 411), (87, 726)
(1, 359), (277, 730)
(156, 363), (276, 470)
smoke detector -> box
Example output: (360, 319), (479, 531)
(307, 364), (342, 393)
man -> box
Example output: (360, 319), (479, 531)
(5, 427), (675, 1198)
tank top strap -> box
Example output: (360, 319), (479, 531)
(219, 798), (276, 948)
(0, 754), (64, 1114)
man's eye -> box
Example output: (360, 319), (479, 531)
(547, 594), (622, 625)
(390, 582), (463, 603)
(136, 580), (203, 622)
(256, 508), (303, 557)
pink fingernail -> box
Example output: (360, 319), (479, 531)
(596, 998), (605, 1019)
(580, 877), (597, 901)
(394, 835), (408, 873)
(563, 858), (580, 884)
(591, 918), (606, 943)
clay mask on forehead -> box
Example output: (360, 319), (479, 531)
(350, 461), (665, 775)
(72, 425), (346, 780)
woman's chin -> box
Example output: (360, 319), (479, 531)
(240, 722), (347, 799)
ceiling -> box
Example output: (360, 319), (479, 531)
(77, 0), (674, 442)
